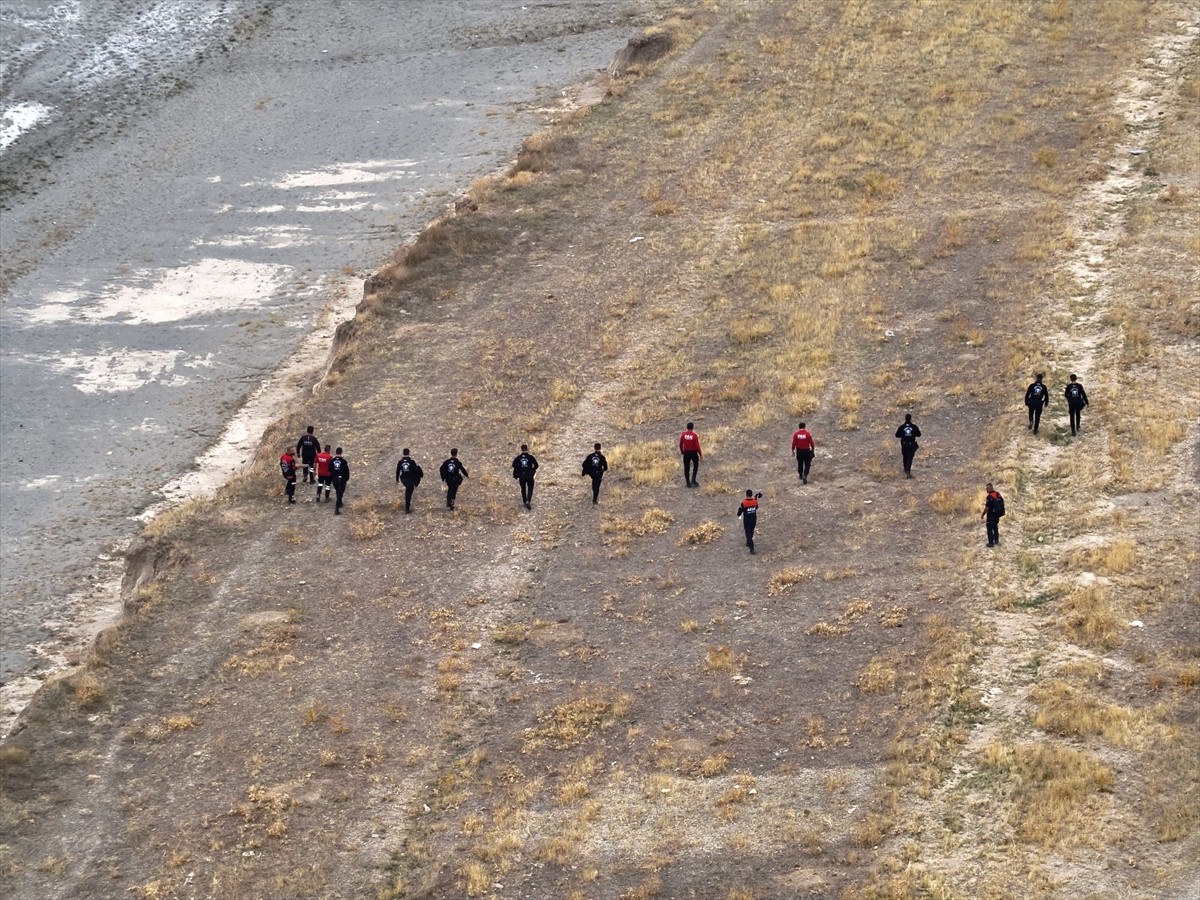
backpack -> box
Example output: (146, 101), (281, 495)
(446, 460), (458, 476)
(994, 495), (1006, 517)
(400, 459), (412, 474)
(590, 454), (602, 472)
(1067, 383), (1083, 402)
(1031, 383), (1045, 400)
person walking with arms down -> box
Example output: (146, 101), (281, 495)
(895, 414), (921, 478)
(329, 448), (350, 515)
(581, 443), (608, 504)
(982, 482), (1005, 547)
(315, 444), (333, 501)
(395, 449), (424, 514)
(439, 448), (469, 510)
(296, 426), (321, 484)
(679, 422), (702, 487)
(512, 444), (539, 509)
(737, 489), (761, 554)
(280, 447), (297, 505)
(1024, 373), (1049, 434)
(1064, 373), (1089, 436)
(791, 422), (815, 484)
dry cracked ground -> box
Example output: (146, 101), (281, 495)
(2, 2), (1198, 898)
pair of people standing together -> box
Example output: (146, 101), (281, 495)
(395, 448), (469, 512)
(1024, 372), (1090, 436)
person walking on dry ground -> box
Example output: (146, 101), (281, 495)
(280, 448), (297, 505)
(581, 443), (608, 504)
(737, 489), (761, 554)
(296, 425), (321, 484)
(1065, 373), (1089, 436)
(395, 449), (424, 514)
(512, 444), (539, 509)
(330, 448), (350, 515)
(315, 444), (333, 501)
(439, 448), (469, 510)
(791, 422), (815, 484)
(1024, 373), (1049, 434)
(982, 482), (1005, 547)
(679, 422), (702, 487)
(895, 414), (921, 478)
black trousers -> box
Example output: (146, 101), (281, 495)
(332, 479), (347, 511)
(1068, 403), (1084, 434)
(743, 519), (756, 549)
(518, 477), (535, 505)
(401, 481), (416, 511)
(1027, 404), (1044, 433)
(445, 478), (462, 507)
(986, 517), (1000, 546)
(590, 474), (603, 503)
(317, 475), (331, 498)
(301, 458), (317, 483)
(901, 444), (918, 475)
(284, 479), (295, 501)
(795, 450), (813, 481)
(682, 452), (699, 485)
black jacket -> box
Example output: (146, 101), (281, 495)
(1064, 381), (1089, 407)
(329, 456), (350, 483)
(581, 452), (608, 477)
(895, 422), (921, 446)
(440, 457), (468, 483)
(512, 452), (539, 481)
(1024, 381), (1049, 409)
(984, 491), (1005, 520)
(396, 456), (424, 486)
(295, 433), (321, 463)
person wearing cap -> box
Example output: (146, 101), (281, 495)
(511, 444), (539, 509)
(679, 422), (702, 487)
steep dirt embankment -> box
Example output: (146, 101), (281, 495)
(1, 3), (1197, 899)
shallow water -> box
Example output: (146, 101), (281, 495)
(0, 0), (670, 723)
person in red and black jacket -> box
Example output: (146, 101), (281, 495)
(279, 448), (297, 505)
(679, 422), (702, 488)
(315, 444), (333, 502)
(981, 482), (1005, 547)
(791, 422), (815, 484)
(736, 489), (761, 554)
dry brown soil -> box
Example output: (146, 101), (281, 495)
(2, 3), (1198, 899)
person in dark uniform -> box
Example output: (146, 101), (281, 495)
(395, 449), (424, 514)
(511, 444), (539, 509)
(296, 426), (321, 484)
(329, 447), (350, 515)
(679, 422), (702, 487)
(315, 444), (333, 501)
(1024, 373), (1049, 434)
(439, 448), (469, 510)
(1064, 373), (1089, 436)
(280, 448), (297, 505)
(981, 482), (1005, 547)
(737, 489), (761, 554)
(581, 442), (608, 504)
(791, 422), (815, 484)
(895, 414), (921, 478)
